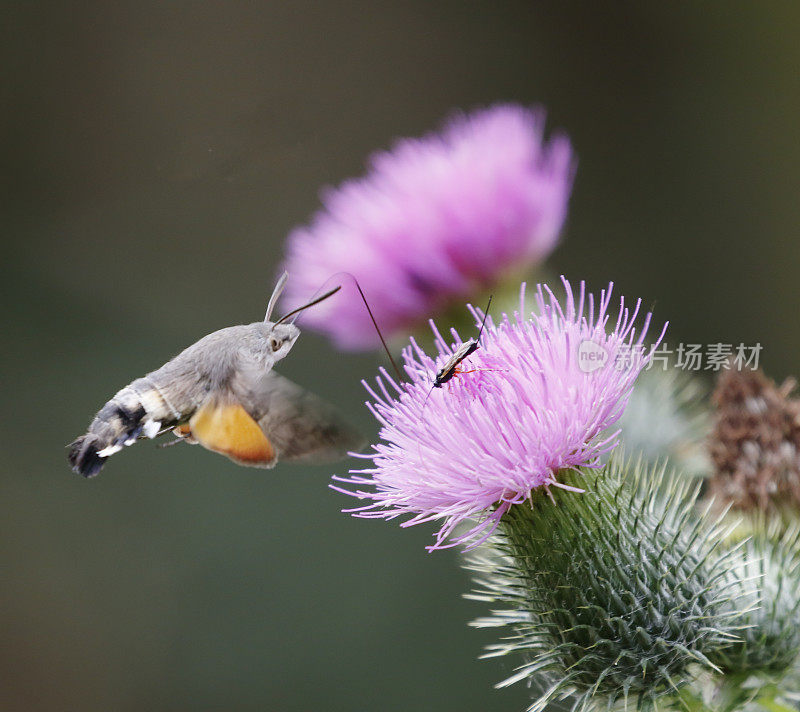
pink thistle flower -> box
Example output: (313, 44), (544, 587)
(334, 278), (667, 550)
(281, 104), (575, 350)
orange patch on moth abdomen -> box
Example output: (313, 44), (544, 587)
(188, 401), (276, 466)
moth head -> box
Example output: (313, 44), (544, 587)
(265, 322), (301, 362)
(266, 280), (342, 346)
(259, 274), (341, 362)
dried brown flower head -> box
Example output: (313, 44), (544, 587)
(708, 368), (800, 511)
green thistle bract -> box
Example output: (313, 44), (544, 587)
(616, 367), (711, 477)
(466, 459), (744, 711)
(710, 523), (800, 678)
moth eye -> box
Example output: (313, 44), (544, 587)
(269, 336), (282, 352)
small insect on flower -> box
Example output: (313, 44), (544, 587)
(68, 273), (364, 478)
(431, 296), (493, 389)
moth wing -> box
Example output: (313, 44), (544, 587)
(188, 399), (277, 468)
(240, 369), (365, 464)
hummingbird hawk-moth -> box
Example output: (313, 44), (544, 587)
(68, 273), (364, 477)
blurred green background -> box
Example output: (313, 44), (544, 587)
(4, 2), (800, 710)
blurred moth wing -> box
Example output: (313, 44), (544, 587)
(68, 276), (363, 477)
(171, 369), (363, 468)
(238, 366), (365, 464)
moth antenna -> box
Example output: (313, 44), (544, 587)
(265, 271), (289, 322)
(273, 285), (342, 325)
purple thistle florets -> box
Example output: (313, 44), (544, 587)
(334, 278), (667, 550)
(281, 104), (575, 350)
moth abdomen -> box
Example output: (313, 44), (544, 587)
(68, 378), (183, 478)
(67, 434), (105, 478)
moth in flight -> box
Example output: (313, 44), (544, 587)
(68, 273), (363, 477)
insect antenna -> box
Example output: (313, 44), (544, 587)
(475, 294), (493, 342)
(264, 271), (289, 322)
(420, 382), (437, 415)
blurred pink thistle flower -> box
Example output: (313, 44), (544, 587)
(334, 279), (667, 550)
(281, 104), (575, 350)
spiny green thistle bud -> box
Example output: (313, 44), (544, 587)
(466, 458), (744, 711)
(710, 522), (800, 678)
(616, 367), (711, 477)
